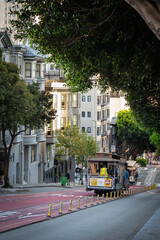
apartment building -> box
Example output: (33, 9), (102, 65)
(44, 63), (80, 183)
(0, 32), (46, 185)
(0, 0), (21, 44)
(79, 86), (129, 154)
(79, 82), (110, 153)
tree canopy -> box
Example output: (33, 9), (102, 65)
(117, 110), (155, 158)
(10, 0), (160, 132)
(150, 132), (160, 154)
(54, 124), (98, 172)
(0, 56), (56, 187)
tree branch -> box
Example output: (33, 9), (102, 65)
(124, 0), (160, 39)
(62, 6), (117, 49)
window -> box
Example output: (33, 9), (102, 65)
(50, 64), (54, 70)
(102, 124), (106, 133)
(102, 110), (106, 119)
(102, 95), (106, 104)
(61, 117), (66, 128)
(97, 111), (101, 121)
(61, 94), (66, 109)
(107, 94), (110, 103)
(73, 114), (78, 126)
(11, 55), (16, 64)
(97, 127), (101, 136)
(87, 127), (91, 133)
(97, 96), (101, 105)
(18, 56), (22, 74)
(89, 162), (98, 174)
(47, 144), (52, 161)
(53, 94), (58, 110)
(82, 111), (85, 117)
(25, 128), (31, 135)
(82, 96), (86, 102)
(82, 127), (85, 132)
(36, 64), (41, 78)
(72, 93), (78, 107)
(31, 146), (36, 163)
(25, 62), (31, 78)
(107, 109), (110, 117)
(87, 112), (91, 117)
(25, 127), (35, 135)
(87, 96), (91, 102)
(47, 122), (52, 136)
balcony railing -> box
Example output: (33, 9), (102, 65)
(23, 134), (37, 145)
(46, 131), (56, 144)
(36, 132), (46, 142)
(101, 131), (107, 137)
(101, 117), (107, 122)
(13, 134), (22, 144)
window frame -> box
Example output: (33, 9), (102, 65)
(87, 127), (91, 133)
(35, 63), (41, 78)
(87, 111), (91, 118)
(87, 96), (91, 102)
(31, 146), (36, 163)
(25, 62), (32, 78)
(82, 95), (86, 102)
(82, 111), (85, 117)
(82, 127), (85, 132)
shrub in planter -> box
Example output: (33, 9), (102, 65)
(136, 158), (147, 167)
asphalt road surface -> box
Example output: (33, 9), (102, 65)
(1, 187), (160, 240)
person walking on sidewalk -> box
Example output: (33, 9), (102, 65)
(134, 172), (138, 183)
(65, 172), (70, 186)
(124, 169), (130, 190)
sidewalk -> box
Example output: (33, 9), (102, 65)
(132, 207), (160, 240)
(0, 181), (85, 195)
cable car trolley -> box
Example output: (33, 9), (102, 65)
(86, 153), (127, 195)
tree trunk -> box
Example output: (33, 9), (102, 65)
(125, 0), (160, 40)
(3, 154), (10, 188)
(67, 154), (70, 174)
(2, 130), (15, 188)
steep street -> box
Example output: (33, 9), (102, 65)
(1, 187), (160, 240)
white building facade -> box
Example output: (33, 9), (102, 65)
(44, 63), (81, 182)
(0, 32), (46, 185)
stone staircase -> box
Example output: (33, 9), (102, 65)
(137, 166), (160, 186)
